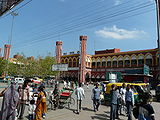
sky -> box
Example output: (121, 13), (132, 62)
(0, 0), (158, 58)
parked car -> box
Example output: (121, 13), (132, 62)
(156, 84), (160, 101)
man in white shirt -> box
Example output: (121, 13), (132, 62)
(75, 83), (85, 114)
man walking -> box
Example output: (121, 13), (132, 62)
(125, 84), (134, 120)
(92, 83), (101, 112)
(110, 84), (119, 120)
(75, 83), (85, 114)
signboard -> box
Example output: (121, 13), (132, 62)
(52, 64), (68, 71)
(109, 73), (117, 80)
(143, 64), (150, 75)
(106, 72), (122, 82)
(68, 67), (79, 70)
(0, 0), (23, 16)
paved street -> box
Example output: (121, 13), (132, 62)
(44, 84), (160, 120)
(0, 83), (159, 120)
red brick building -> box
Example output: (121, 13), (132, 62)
(57, 36), (159, 86)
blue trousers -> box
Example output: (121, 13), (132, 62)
(126, 101), (133, 120)
(93, 99), (100, 111)
(110, 104), (117, 120)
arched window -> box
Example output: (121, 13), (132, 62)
(102, 58), (106, 67)
(102, 61), (106, 67)
(106, 58), (111, 67)
(124, 56), (130, 67)
(145, 54), (152, 66)
(97, 59), (101, 68)
(107, 61), (111, 67)
(131, 55), (137, 66)
(92, 62), (96, 68)
(118, 57), (123, 67)
(68, 59), (72, 67)
(112, 57), (117, 67)
(138, 55), (144, 66)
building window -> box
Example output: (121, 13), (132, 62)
(146, 59), (152, 65)
(102, 61), (106, 67)
(88, 62), (91, 67)
(107, 61), (111, 67)
(125, 60), (130, 66)
(97, 62), (101, 67)
(73, 61), (77, 67)
(92, 62), (95, 68)
(118, 61), (123, 66)
(69, 60), (72, 67)
(131, 59), (137, 66)
(138, 59), (144, 65)
(112, 61), (117, 67)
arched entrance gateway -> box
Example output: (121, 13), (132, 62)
(85, 72), (90, 82)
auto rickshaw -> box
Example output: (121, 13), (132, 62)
(104, 82), (145, 104)
(104, 83), (135, 102)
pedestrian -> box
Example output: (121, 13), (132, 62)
(17, 79), (31, 119)
(68, 81), (71, 89)
(71, 81), (74, 89)
(35, 85), (47, 120)
(28, 99), (36, 120)
(0, 82), (19, 120)
(120, 83), (126, 115)
(63, 80), (67, 88)
(125, 84), (134, 120)
(100, 82), (105, 93)
(52, 84), (59, 109)
(91, 82), (101, 112)
(75, 83), (85, 114)
(138, 92), (155, 120)
(110, 84), (119, 120)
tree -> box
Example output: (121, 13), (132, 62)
(36, 56), (58, 78)
(3, 53), (58, 78)
(0, 58), (7, 77)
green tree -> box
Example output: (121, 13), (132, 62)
(0, 58), (7, 76)
(4, 53), (58, 78)
(36, 56), (57, 78)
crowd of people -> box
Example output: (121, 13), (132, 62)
(0, 79), (47, 120)
(109, 83), (155, 120)
(0, 79), (156, 120)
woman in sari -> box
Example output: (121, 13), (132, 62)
(1, 82), (19, 120)
(35, 85), (47, 120)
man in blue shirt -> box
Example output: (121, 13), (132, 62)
(92, 83), (101, 112)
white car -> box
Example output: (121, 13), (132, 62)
(14, 78), (25, 84)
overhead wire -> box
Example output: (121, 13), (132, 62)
(13, 1), (154, 46)
(14, 0), (105, 39)
(12, 2), (155, 50)
(13, 0), (152, 45)
(13, 8), (155, 51)
(19, 0), (133, 39)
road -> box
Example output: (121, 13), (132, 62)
(0, 83), (159, 120)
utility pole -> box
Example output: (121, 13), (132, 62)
(9, 11), (18, 45)
(155, 0), (160, 81)
(5, 11), (18, 79)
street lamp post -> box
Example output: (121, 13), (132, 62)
(5, 12), (18, 79)
(9, 11), (18, 45)
(155, 0), (160, 82)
